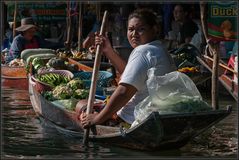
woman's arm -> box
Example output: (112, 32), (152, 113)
(80, 83), (137, 127)
(104, 48), (127, 74)
(9, 36), (24, 59)
(82, 32), (95, 49)
(95, 33), (127, 74)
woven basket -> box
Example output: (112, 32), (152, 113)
(32, 70), (74, 93)
(74, 71), (113, 88)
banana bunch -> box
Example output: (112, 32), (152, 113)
(36, 73), (71, 87)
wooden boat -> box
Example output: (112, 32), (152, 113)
(68, 58), (93, 72)
(29, 76), (232, 150)
(1, 64), (27, 78)
(197, 55), (238, 101)
(68, 58), (116, 73)
(170, 44), (211, 85)
(2, 77), (28, 90)
(1, 64), (28, 90)
(0, 58), (91, 90)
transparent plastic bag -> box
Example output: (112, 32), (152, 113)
(132, 69), (212, 128)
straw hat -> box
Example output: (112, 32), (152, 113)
(15, 17), (37, 32)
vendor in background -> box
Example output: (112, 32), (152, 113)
(82, 20), (99, 50)
(167, 4), (199, 49)
(6, 17), (63, 63)
(80, 9), (176, 128)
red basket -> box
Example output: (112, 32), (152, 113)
(32, 70), (74, 93)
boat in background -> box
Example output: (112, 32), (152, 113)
(197, 55), (238, 101)
(1, 65), (28, 90)
(1, 64), (27, 78)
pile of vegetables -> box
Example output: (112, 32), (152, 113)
(42, 78), (89, 111)
(42, 78), (89, 101)
(56, 48), (93, 60)
(32, 57), (45, 70)
(8, 59), (25, 67)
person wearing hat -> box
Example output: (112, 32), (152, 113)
(7, 17), (63, 63)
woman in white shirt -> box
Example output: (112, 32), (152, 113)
(80, 8), (176, 127)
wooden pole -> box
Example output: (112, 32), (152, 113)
(65, 1), (72, 50)
(204, 55), (237, 75)
(211, 43), (219, 109)
(77, 2), (82, 52)
(83, 10), (108, 145)
(200, 2), (219, 109)
(13, 1), (17, 38)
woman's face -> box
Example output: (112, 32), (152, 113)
(127, 17), (156, 48)
(23, 27), (36, 41)
(173, 5), (185, 22)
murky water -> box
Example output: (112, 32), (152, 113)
(1, 84), (238, 159)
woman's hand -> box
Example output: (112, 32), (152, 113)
(80, 112), (99, 129)
(95, 32), (113, 55)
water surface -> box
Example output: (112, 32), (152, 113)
(1, 86), (238, 159)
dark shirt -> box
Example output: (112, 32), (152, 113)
(8, 34), (42, 60)
(180, 19), (198, 44)
(7, 34), (63, 62)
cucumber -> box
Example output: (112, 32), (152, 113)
(21, 48), (55, 61)
(26, 53), (56, 65)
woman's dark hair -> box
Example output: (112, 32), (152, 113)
(128, 8), (157, 27)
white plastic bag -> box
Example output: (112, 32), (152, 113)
(132, 69), (212, 128)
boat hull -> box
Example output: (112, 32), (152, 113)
(1, 65), (27, 78)
(29, 76), (231, 150)
(1, 65), (28, 90)
(2, 77), (28, 90)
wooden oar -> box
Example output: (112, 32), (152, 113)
(83, 10), (108, 145)
(65, 1), (72, 50)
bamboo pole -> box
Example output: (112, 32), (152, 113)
(200, 2), (219, 109)
(78, 2), (82, 52)
(65, 1), (72, 50)
(83, 10), (108, 145)
(13, 1), (17, 38)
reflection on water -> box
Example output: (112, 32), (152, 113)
(1, 87), (238, 159)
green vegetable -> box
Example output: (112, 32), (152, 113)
(42, 91), (55, 101)
(72, 89), (89, 99)
(32, 57), (45, 70)
(52, 84), (73, 100)
(26, 53), (56, 65)
(36, 73), (71, 87)
(32, 57), (44, 65)
(52, 98), (78, 111)
(67, 78), (84, 90)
